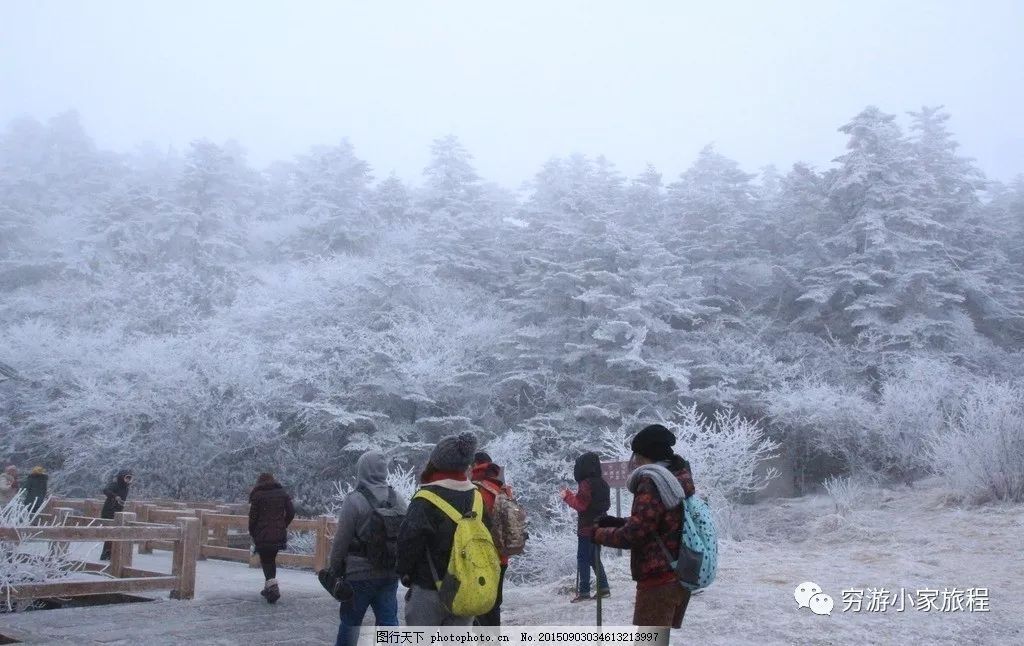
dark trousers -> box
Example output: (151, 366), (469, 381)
(336, 578), (399, 646)
(476, 564), (508, 626)
(577, 537), (608, 596)
(257, 547), (279, 580)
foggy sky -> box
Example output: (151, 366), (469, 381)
(2, 1), (1022, 188)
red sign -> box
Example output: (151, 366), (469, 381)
(601, 460), (631, 488)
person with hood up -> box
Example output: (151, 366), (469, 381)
(24, 466), (48, 512)
(0, 466), (18, 505)
(591, 424), (696, 636)
(561, 451), (611, 603)
(100, 469), (133, 560)
(471, 451), (513, 626)
(329, 450), (406, 646)
(248, 472), (295, 604)
(396, 432), (486, 626)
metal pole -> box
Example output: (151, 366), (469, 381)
(616, 487), (623, 557)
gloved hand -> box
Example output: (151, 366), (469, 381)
(596, 515), (626, 528)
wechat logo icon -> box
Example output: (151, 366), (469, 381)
(795, 581), (834, 616)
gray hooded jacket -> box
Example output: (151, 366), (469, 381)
(328, 451), (407, 581)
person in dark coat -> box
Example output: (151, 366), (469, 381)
(248, 472), (295, 604)
(592, 424), (696, 637)
(100, 469), (133, 560)
(23, 466), (48, 512)
(396, 432), (484, 626)
(561, 451), (611, 602)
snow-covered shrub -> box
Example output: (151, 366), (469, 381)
(2, 493), (81, 611)
(874, 357), (966, 482)
(767, 378), (875, 483)
(507, 495), (577, 585)
(929, 380), (1024, 503)
(822, 475), (867, 516)
(670, 403), (780, 502)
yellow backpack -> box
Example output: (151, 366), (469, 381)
(414, 488), (501, 617)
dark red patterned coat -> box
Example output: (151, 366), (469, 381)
(592, 457), (695, 589)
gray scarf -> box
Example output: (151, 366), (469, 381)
(626, 463), (685, 508)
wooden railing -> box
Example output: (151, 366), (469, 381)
(44, 496), (337, 572)
(1, 508), (200, 601)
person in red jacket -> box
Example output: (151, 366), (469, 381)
(591, 424), (696, 635)
(472, 452), (511, 625)
(560, 452), (610, 603)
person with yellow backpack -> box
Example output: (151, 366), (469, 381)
(397, 433), (502, 626)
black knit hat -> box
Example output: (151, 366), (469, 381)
(631, 424), (676, 461)
(474, 451), (492, 465)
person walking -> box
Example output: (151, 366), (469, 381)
(561, 452), (611, 602)
(100, 469), (133, 560)
(471, 451), (515, 626)
(397, 432), (495, 626)
(591, 424), (696, 639)
(248, 472), (295, 604)
(329, 450), (406, 646)
(23, 466), (48, 512)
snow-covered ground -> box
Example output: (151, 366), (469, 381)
(506, 478), (1024, 644)
(3, 479), (1021, 644)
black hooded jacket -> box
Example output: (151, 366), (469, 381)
(101, 470), (132, 519)
(572, 452), (611, 531)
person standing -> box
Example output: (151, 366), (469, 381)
(329, 451), (406, 646)
(100, 469), (133, 560)
(471, 451), (514, 626)
(248, 472), (295, 604)
(23, 466), (48, 512)
(397, 432), (492, 626)
(591, 424), (696, 639)
(561, 452), (611, 602)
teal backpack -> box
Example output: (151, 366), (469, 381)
(657, 494), (718, 591)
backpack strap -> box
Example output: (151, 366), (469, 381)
(414, 488), (483, 521)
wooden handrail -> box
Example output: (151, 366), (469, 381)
(2, 514), (201, 601)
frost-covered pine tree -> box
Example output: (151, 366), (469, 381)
(799, 106), (973, 352)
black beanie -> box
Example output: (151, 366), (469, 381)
(474, 451), (492, 465)
(631, 424), (676, 461)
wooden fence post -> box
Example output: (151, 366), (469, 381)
(170, 517), (200, 600)
(196, 510), (209, 560)
(50, 507), (73, 558)
(110, 511), (136, 577)
(312, 515), (331, 572)
(138, 504), (155, 554)
(212, 505), (231, 546)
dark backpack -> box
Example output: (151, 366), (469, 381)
(354, 484), (404, 570)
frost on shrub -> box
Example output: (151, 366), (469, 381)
(507, 495), (577, 585)
(874, 357), (966, 483)
(1, 493), (81, 611)
(670, 403), (780, 502)
(930, 380), (1024, 503)
(767, 378), (875, 484)
(822, 475), (868, 516)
